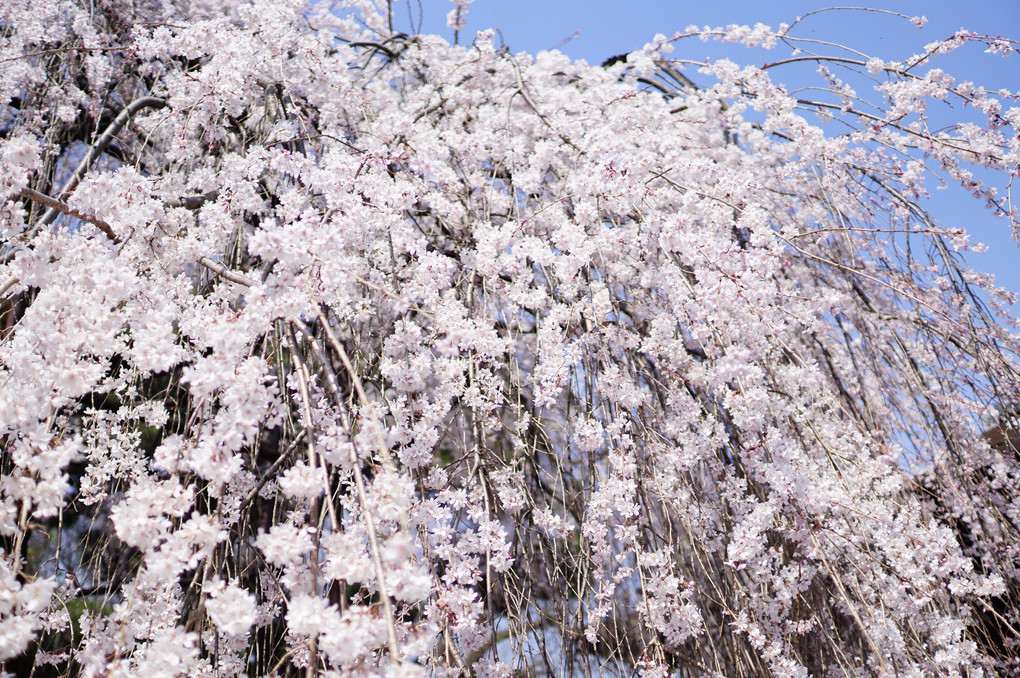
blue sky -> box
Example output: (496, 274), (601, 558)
(397, 1), (1020, 309)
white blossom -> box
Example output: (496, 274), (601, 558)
(0, 2), (1018, 675)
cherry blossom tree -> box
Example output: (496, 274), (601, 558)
(2, 1), (1020, 676)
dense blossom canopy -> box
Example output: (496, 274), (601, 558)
(1, 1), (1020, 676)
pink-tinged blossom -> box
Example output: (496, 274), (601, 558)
(0, 136), (40, 201)
(278, 460), (326, 500)
(256, 523), (314, 568)
(0, 556), (54, 661)
(111, 478), (193, 552)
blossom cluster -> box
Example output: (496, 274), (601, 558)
(1, 0), (1019, 676)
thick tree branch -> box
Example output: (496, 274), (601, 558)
(37, 96), (168, 231)
(18, 187), (120, 243)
